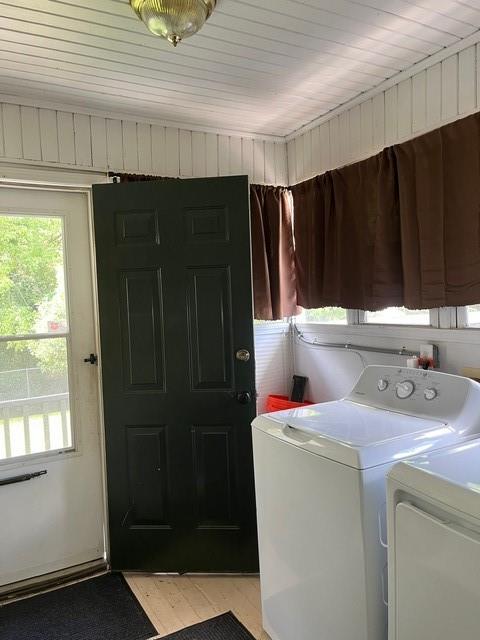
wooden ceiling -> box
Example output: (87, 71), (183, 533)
(0, 0), (480, 137)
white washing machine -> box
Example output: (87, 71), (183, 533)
(387, 440), (480, 640)
(252, 365), (480, 640)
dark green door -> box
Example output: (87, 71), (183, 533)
(92, 176), (258, 572)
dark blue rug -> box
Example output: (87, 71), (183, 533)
(0, 572), (157, 640)
(162, 612), (255, 639)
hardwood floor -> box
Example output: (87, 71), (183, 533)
(124, 574), (270, 639)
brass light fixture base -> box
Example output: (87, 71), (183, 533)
(130, 0), (217, 20)
(130, 0), (217, 46)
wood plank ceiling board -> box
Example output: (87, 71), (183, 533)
(0, 0), (479, 137)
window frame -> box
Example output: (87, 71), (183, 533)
(0, 211), (75, 465)
(296, 306), (480, 330)
(358, 308), (434, 328)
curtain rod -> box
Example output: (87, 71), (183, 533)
(294, 326), (418, 358)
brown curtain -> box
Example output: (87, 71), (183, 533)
(250, 184), (298, 320)
(394, 112), (480, 308)
(292, 148), (403, 311)
(110, 174), (297, 320)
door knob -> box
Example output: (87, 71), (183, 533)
(84, 353), (98, 365)
(236, 349), (250, 362)
(236, 391), (252, 405)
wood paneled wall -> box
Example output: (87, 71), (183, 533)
(0, 102), (288, 185)
(287, 44), (480, 185)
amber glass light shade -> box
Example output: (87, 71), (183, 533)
(130, 0), (216, 46)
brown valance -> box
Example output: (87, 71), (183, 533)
(250, 184), (298, 320)
(292, 148), (403, 311)
(293, 111), (480, 311)
(394, 112), (480, 309)
(110, 173), (297, 320)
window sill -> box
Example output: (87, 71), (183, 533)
(0, 446), (79, 472)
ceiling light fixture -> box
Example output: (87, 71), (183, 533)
(130, 0), (217, 47)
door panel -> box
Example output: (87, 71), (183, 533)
(126, 426), (169, 527)
(120, 269), (165, 391)
(187, 267), (233, 390)
(192, 425), (238, 528)
(93, 176), (258, 572)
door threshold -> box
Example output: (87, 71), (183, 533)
(0, 559), (108, 603)
(124, 571), (260, 577)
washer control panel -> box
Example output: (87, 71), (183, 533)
(395, 380), (415, 399)
(424, 388), (437, 401)
(349, 365), (473, 422)
(377, 378), (389, 392)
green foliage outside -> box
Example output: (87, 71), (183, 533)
(303, 307), (347, 323)
(0, 215), (67, 381)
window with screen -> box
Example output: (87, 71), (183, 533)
(299, 307), (347, 324)
(0, 214), (72, 462)
(466, 305), (480, 327)
(362, 307), (430, 326)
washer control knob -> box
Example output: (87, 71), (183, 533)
(395, 380), (415, 399)
(424, 388), (437, 401)
(377, 379), (389, 392)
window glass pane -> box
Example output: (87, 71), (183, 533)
(0, 215), (67, 336)
(363, 307), (430, 325)
(300, 307), (347, 324)
(467, 305), (480, 327)
(0, 339), (71, 461)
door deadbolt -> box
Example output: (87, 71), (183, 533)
(236, 349), (250, 362)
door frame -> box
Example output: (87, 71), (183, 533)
(0, 172), (111, 579)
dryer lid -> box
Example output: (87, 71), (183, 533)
(389, 441), (480, 518)
(252, 400), (450, 469)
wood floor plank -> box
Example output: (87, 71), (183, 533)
(152, 577), (200, 631)
(124, 574), (168, 635)
(192, 576), (263, 638)
(124, 573), (269, 639)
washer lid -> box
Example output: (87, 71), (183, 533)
(389, 441), (480, 519)
(252, 400), (448, 469)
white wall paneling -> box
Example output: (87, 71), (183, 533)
(254, 140), (266, 184)
(105, 118), (123, 171)
(2, 103), (22, 159)
(90, 116), (107, 169)
(20, 106), (41, 161)
(0, 100), (288, 185)
(254, 324), (293, 414)
(179, 129), (193, 177)
(205, 133), (218, 178)
(137, 122), (152, 174)
(412, 71), (427, 133)
(458, 46), (476, 114)
(288, 43), (480, 184)
(397, 79), (412, 140)
(74, 113), (92, 167)
(425, 63), (442, 129)
(230, 136), (242, 176)
(57, 110), (75, 165)
(192, 131), (206, 178)
(442, 55), (459, 120)
(121, 119), (138, 173)
(151, 124), (166, 176)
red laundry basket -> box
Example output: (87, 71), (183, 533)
(266, 394), (314, 412)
